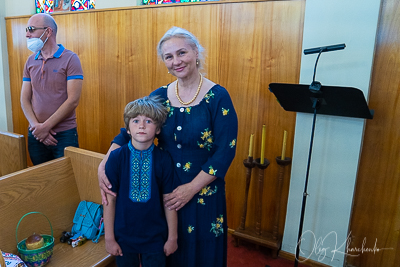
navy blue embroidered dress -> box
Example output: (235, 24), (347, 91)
(113, 84), (238, 267)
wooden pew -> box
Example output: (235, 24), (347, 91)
(0, 147), (115, 267)
(0, 131), (27, 176)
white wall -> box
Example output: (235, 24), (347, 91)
(281, 1), (380, 266)
(0, 0), (13, 131)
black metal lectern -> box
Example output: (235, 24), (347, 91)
(268, 43), (373, 267)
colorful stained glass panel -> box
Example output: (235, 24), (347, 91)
(89, 0), (95, 9)
(71, 0), (89, 11)
(54, 0), (71, 12)
(142, 0), (210, 5)
(35, 0), (54, 13)
(70, 0), (95, 11)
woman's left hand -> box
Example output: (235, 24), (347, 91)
(164, 183), (196, 211)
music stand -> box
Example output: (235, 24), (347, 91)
(268, 44), (373, 267)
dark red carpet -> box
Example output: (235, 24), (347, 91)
(227, 234), (304, 267)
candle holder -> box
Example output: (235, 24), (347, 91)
(254, 158), (270, 236)
(238, 157), (256, 231)
(272, 156), (292, 241)
(232, 156), (292, 259)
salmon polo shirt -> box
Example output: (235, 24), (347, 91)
(23, 44), (83, 132)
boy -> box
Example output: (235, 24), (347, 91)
(104, 96), (178, 267)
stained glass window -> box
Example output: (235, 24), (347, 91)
(70, 0), (95, 10)
(54, 0), (72, 12)
(71, 0), (89, 11)
(142, 0), (211, 5)
(35, 0), (54, 13)
(89, 0), (95, 9)
(35, 0), (95, 13)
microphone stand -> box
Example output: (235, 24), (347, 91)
(294, 44), (345, 267)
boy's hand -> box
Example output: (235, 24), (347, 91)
(105, 239), (123, 256)
(163, 239), (178, 256)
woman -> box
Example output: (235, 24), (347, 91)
(98, 26), (238, 267)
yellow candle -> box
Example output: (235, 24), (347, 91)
(248, 134), (254, 157)
(260, 125), (266, 164)
(281, 130), (287, 160)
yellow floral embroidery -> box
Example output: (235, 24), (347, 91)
(201, 130), (212, 140)
(197, 198), (205, 205)
(208, 166), (217, 176)
(222, 108), (229, 116)
(188, 225), (194, 233)
(185, 107), (191, 114)
(197, 186), (218, 205)
(183, 162), (192, 172)
(199, 186), (218, 196)
(229, 139), (236, 148)
(198, 128), (213, 151)
(210, 215), (224, 237)
(204, 90), (215, 103)
(164, 100), (174, 117)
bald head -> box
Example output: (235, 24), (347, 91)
(29, 13), (58, 35)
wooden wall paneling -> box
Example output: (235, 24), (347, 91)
(6, 18), (33, 165)
(127, 9), (161, 98)
(65, 12), (103, 152)
(219, 2), (266, 230)
(6, 0), (304, 239)
(347, 0), (400, 266)
(96, 11), (129, 150)
(217, 1), (304, 233)
(6, 18), (30, 162)
(257, 0), (304, 234)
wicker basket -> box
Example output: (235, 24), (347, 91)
(16, 212), (54, 267)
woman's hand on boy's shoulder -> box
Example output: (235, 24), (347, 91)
(164, 238), (178, 256)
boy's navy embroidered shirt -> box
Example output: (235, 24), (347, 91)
(105, 142), (174, 253)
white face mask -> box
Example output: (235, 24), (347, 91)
(27, 30), (49, 53)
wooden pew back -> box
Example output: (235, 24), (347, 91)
(64, 146), (104, 204)
(0, 131), (27, 176)
(0, 158), (81, 254)
(0, 147), (113, 266)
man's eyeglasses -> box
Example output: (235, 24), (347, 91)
(25, 26), (48, 33)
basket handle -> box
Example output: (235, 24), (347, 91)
(16, 212), (54, 244)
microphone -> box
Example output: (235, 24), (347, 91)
(304, 43), (346, 55)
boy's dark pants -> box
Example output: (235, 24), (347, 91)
(116, 251), (166, 267)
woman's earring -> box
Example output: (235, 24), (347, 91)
(196, 59), (199, 65)
(168, 71), (170, 74)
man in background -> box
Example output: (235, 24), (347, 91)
(21, 13), (83, 165)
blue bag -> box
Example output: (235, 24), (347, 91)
(71, 201), (104, 243)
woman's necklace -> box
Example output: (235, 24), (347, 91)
(175, 73), (203, 106)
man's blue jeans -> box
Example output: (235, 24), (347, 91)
(28, 127), (79, 165)
(115, 251), (166, 267)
